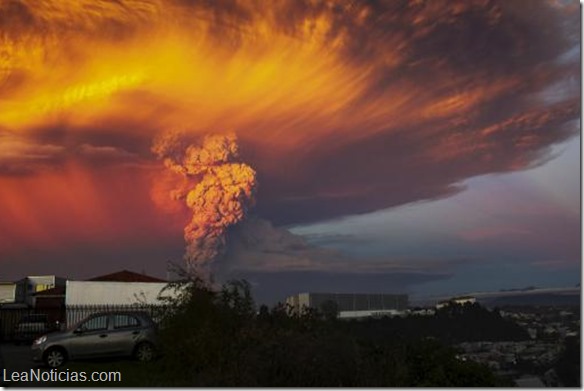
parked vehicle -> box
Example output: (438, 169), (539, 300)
(13, 314), (52, 344)
(31, 311), (158, 368)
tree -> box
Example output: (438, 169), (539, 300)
(555, 335), (580, 387)
(150, 272), (508, 386)
(319, 299), (339, 321)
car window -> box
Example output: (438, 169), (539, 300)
(113, 314), (140, 329)
(80, 315), (109, 332)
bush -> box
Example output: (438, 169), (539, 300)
(153, 274), (507, 386)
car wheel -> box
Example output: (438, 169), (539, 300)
(134, 342), (155, 362)
(44, 348), (67, 368)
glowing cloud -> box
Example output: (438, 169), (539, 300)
(152, 132), (257, 275)
(0, 0), (579, 264)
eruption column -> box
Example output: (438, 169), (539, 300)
(152, 132), (257, 277)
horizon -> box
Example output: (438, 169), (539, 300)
(0, 0), (580, 305)
(2, 267), (580, 307)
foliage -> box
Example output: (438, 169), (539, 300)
(342, 303), (528, 344)
(554, 334), (580, 387)
(319, 299), (339, 321)
(151, 274), (511, 386)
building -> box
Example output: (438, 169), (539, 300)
(65, 270), (173, 326)
(0, 270), (177, 338)
(410, 307), (436, 316)
(0, 282), (16, 304)
(33, 286), (67, 323)
(286, 292), (409, 319)
(14, 275), (66, 307)
(87, 270), (167, 283)
(67, 269), (169, 306)
(436, 295), (476, 309)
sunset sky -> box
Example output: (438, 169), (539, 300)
(0, 0), (580, 304)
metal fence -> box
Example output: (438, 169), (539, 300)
(0, 304), (166, 342)
(66, 304), (166, 327)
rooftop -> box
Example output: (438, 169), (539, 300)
(88, 270), (166, 283)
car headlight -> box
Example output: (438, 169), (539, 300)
(33, 335), (47, 345)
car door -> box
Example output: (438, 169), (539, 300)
(107, 314), (143, 356)
(68, 314), (114, 359)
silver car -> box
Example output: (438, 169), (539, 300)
(31, 311), (158, 368)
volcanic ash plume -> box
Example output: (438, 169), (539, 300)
(152, 132), (257, 275)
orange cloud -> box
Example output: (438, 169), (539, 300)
(0, 162), (186, 254)
(0, 0), (579, 251)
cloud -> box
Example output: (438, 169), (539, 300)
(298, 233), (374, 248)
(0, 0), (579, 256)
(0, 162), (186, 256)
(251, 98), (578, 225)
(460, 226), (533, 242)
(531, 259), (576, 271)
(77, 144), (138, 161)
(219, 217), (470, 302)
(221, 216), (472, 275)
(0, 132), (65, 175)
(0, 130), (142, 176)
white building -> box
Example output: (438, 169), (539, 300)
(338, 309), (408, 319)
(436, 296), (477, 309)
(64, 270), (179, 326)
(410, 308), (436, 316)
(0, 282), (16, 304)
(286, 292), (409, 319)
(65, 280), (171, 306)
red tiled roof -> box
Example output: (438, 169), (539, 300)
(88, 270), (166, 283)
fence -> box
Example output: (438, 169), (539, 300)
(0, 304), (166, 342)
(66, 304), (166, 327)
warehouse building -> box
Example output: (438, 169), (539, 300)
(64, 270), (176, 326)
(286, 292), (409, 319)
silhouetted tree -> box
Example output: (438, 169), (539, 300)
(319, 299), (339, 321)
(151, 273), (510, 386)
(555, 335), (580, 387)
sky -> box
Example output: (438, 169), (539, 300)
(0, 0), (580, 305)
